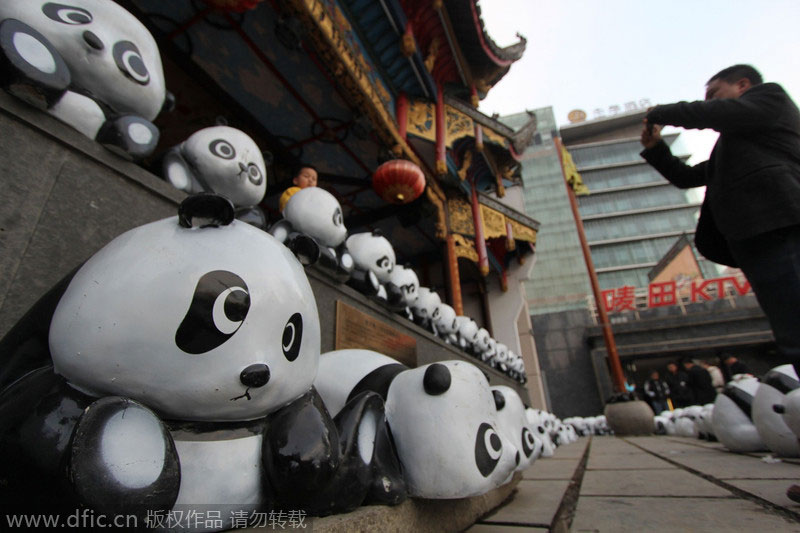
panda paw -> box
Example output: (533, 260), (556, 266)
(0, 19), (71, 109)
(96, 115), (160, 160)
(68, 396), (180, 519)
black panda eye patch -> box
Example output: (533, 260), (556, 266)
(209, 139), (236, 160)
(176, 270), (250, 354)
(42, 3), (92, 25)
(113, 41), (150, 85)
(521, 427), (536, 457)
(475, 422), (502, 477)
(282, 313), (303, 361)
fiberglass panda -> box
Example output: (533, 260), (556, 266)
(161, 125), (268, 228)
(712, 375), (766, 452)
(491, 385), (542, 471)
(314, 349), (520, 499)
(752, 364), (800, 457)
(0, 0), (172, 159)
(410, 287), (441, 334)
(386, 264), (419, 320)
(269, 186), (354, 282)
(0, 195), (403, 525)
(433, 302), (459, 345)
(344, 230), (408, 305)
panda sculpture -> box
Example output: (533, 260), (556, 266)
(269, 187), (354, 282)
(454, 315), (479, 353)
(314, 349), (520, 499)
(0, 0), (172, 159)
(753, 364), (800, 457)
(712, 375), (766, 452)
(525, 408), (556, 457)
(774, 386), (800, 441)
(344, 230), (403, 302)
(410, 287), (441, 334)
(161, 125), (268, 227)
(491, 385), (542, 471)
(473, 328), (492, 362)
(0, 195), (403, 524)
(386, 264), (419, 320)
(433, 302), (459, 345)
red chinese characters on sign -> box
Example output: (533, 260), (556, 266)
(602, 276), (751, 313)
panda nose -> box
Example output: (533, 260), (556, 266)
(238, 162), (247, 172)
(83, 30), (104, 50)
(240, 364), (270, 388)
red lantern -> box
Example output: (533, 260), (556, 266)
(204, 0), (264, 12)
(372, 159), (426, 205)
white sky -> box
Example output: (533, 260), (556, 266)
(478, 0), (800, 162)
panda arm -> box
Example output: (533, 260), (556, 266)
(162, 148), (202, 193)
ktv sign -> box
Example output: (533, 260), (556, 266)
(601, 275), (751, 313)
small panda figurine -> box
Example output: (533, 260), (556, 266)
(314, 349), (520, 499)
(491, 385), (542, 471)
(454, 316), (479, 353)
(494, 343), (510, 371)
(525, 408), (555, 457)
(269, 187), (354, 282)
(0, 0), (172, 159)
(344, 230), (400, 301)
(410, 287), (441, 334)
(386, 264), (419, 320)
(162, 125), (267, 209)
(473, 328), (491, 361)
(752, 364), (800, 457)
(0, 195), (401, 524)
(433, 302), (459, 345)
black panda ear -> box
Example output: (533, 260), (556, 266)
(372, 228), (383, 237)
(423, 363), (451, 395)
(493, 390), (505, 411)
(178, 193), (235, 228)
(215, 116), (229, 126)
(262, 150), (274, 166)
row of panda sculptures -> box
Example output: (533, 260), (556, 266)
(0, 0), (527, 385)
(0, 0), (548, 526)
(0, 195), (575, 526)
(654, 364), (800, 457)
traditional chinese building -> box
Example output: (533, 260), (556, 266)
(0, 0), (546, 404)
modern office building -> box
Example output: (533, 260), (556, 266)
(560, 109), (720, 291)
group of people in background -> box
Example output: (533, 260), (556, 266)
(637, 355), (751, 414)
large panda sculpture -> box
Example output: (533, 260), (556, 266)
(0, 195), (403, 525)
(269, 187), (354, 282)
(314, 349), (519, 499)
(712, 375), (766, 452)
(0, 0), (172, 159)
(752, 364), (800, 457)
(161, 125), (268, 228)
(386, 264), (419, 320)
(491, 385), (542, 471)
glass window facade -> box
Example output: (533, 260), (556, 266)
(577, 184), (693, 216)
(584, 208), (699, 242)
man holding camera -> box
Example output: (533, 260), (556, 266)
(640, 64), (800, 362)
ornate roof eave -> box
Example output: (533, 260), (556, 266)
(443, 0), (526, 88)
(445, 96), (537, 158)
(478, 190), (540, 232)
(509, 111), (538, 155)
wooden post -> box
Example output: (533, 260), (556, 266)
(445, 234), (463, 315)
(470, 178), (489, 276)
(435, 83), (447, 176)
(396, 92), (408, 141)
(554, 136), (626, 393)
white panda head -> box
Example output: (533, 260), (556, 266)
(412, 287), (441, 319)
(1, 0), (167, 120)
(385, 361), (518, 498)
(283, 187), (347, 247)
(345, 230), (395, 283)
(49, 196), (320, 422)
(388, 265), (419, 307)
(491, 386), (541, 470)
(433, 303), (457, 335)
(454, 316), (478, 343)
(173, 126), (266, 207)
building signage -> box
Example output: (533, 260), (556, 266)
(601, 275), (752, 313)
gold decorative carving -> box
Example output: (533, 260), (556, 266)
(452, 234), (478, 262)
(508, 218), (537, 243)
(448, 197), (476, 237)
(425, 37), (440, 72)
(401, 31), (416, 57)
(446, 106), (473, 145)
(425, 186), (448, 240)
(480, 205), (506, 239)
(457, 150), (473, 181)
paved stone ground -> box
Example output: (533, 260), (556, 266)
(469, 435), (800, 532)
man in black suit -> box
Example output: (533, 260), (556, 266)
(640, 64), (800, 363)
